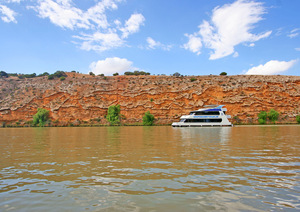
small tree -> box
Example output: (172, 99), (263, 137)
(0, 71), (8, 78)
(33, 108), (50, 127)
(89, 72), (95, 76)
(220, 72), (227, 76)
(48, 75), (54, 80)
(143, 111), (155, 126)
(267, 109), (279, 124)
(106, 105), (121, 125)
(60, 76), (65, 81)
(173, 72), (181, 77)
(113, 72), (119, 76)
(296, 115), (300, 124)
(258, 111), (267, 124)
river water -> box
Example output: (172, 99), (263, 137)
(0, 126), (299, 211)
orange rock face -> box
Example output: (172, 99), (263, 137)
(0, 73), (299, 125)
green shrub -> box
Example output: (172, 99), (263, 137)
(173, 72), (181, 77)
(258, 111), (267, 124)
(220, 72), (227, 76)
(190, 78), (196, 82)
(124, 70), (150, 76)
(0, 71), (8, 78)
(33, 108), (50, 127)
(296, 115), (300, 124)
(53, 71), (67, 78)
(113, 73), (119, 76)
(38, 72), (49, 77)
(106, 105), (121, 125)
(48, 75), (54, 80)
(258, 118), (266, 124)
(267, 109), (279, 124)
(143, 111), (155, 126)
(18, 73), (37, 79)
(89, 72), (95, 76)
(60, 76), (65, 81)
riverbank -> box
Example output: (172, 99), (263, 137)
(1, 122), (299, 128)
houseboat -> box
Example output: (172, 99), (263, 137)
(172, 105), (233, 127)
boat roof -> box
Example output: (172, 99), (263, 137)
(190, 105), (225, 113)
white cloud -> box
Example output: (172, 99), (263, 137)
(121, 13), (145, 38)
(146, 37), (172, 51)
(30, 0), (145, 52)
(74, 30), (124, 51)
(89, 57), (133, 75)
(31, 0), (120, 30)
(295, 48), (300, 51)
(183, 33), (202, 55)
(0, 5), (17, 23)
(184, 0), (272, 59)
(288, 28), (299, 38)
(245, 59), (298, 75)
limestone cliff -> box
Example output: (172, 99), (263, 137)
(0, 73), (299, 125)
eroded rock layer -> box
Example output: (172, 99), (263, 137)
(0, 73), (299, 125)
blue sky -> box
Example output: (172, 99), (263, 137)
(0, 0), (299, 76)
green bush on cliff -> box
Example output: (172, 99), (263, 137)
(48, 71), (67, 80)
(296, 115), (300, 124)
(267, 109), (279, 124)
(258, 118), (266, 124)
(33, 108), (50, 127)
(106, 105), (121, 125)
(143, 111), (155, 126)
(0, 71), (8, 78)
(258, 109), (279, 124)
(258, 111), (267, 124)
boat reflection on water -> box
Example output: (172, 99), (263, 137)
(173, 126), (232, 145)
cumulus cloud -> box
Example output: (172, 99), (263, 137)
(121, 13), (145, 38)
(31, 0), (120, 30)
(183, 34), (202, 55)
(184, 0), (272, 59)
(89, 57), (133, 75)
(29, 0), (145, 52)
(245, 59), (298, 75)
(146, 37), (172, 51)
(74, 30), (124, 51)
(0, 5), (17, 23)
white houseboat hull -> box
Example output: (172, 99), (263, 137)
(172, 105), (233, 127)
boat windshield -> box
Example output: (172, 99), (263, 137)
(184, 119), (222, 123)
(190, 111), (220, 115)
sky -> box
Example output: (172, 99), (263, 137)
(0, 0), (299, 76)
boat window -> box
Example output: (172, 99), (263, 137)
(193, 111), (220, 115)
(184, 119), (222, 123)
(180, 119), (186, 122)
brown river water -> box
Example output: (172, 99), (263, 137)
(0, 125), (299, 211)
